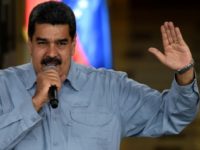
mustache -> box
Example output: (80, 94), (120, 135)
(41, 56), (62, 66)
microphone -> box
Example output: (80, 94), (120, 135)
(44, 65), (59, 109)
(48, 85), (59, 108)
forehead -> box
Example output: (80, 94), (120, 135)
(33, 23), (71, 40)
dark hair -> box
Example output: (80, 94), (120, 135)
(28, 1), (76, 40)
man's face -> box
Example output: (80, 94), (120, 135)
(29, 23), (75, 80)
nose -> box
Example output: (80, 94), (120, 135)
(47, 43), (58, 57)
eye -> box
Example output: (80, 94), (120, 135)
(37, 41), (47, 45)
(35, 40), (49, 49)
(57, 41), (68, 46)
(56, 40), (68, 49)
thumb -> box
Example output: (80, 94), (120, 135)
(148, 47), (165, 64)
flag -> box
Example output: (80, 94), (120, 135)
(63, 0), (112, 68)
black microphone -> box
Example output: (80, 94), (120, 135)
(48, 85), (59, 108)
(44, 65), (59, 109)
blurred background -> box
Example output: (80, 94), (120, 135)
(0, 0), (200, 149)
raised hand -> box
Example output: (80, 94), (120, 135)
(148, 21), (194, 85)
(148, 21), (193, 71)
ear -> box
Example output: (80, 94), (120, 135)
(71, 34), (77, 56)
(28, 39), (33, 56)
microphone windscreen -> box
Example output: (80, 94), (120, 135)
(43, 65), (57, 71)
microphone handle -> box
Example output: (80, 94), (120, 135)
(48, 85), (59, 108)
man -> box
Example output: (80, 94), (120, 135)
(0, 1), (199, 150)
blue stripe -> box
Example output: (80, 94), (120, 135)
(63, 0), (112, 68)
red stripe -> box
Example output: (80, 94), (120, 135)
(73, 36), (90, 65)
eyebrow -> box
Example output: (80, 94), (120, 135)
(56, 38), (68, 42)
(36, 37), (48, 41)
(35, 37), (69, 42)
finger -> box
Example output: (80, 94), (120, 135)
(168, 22), (178, 43)
(175, 27), (185, 45)
(164, 22), (173, 45)
(60, 74), (67, 82)
(44, 69), (60, 79)
(161, 25), (170, 48)
(46, 77), (62, 90)
(44, 68), (58, 74)
(38, 72), (60, 89)
(148, 47), (166, 64)
(46, 73), (61, 83)
(44, 72), (60, 79)
(46, 75), (60, 82)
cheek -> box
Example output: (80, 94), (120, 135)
(60, 51), (72, 66)
(61, 54), (70, 64)
(32, 52), (41, 59)
(61, 48), (73, 58)
(31, 50), (45, 63)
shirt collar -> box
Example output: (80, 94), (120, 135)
(66, 60), (82, 91)
(18, 63), (36, 90)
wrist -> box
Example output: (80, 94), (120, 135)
(175, 67), (195, 85)
(176, 59), (194, 75)
(32, 96), (45, 112)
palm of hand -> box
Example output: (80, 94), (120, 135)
(163, 42), (192, 70)
(149, 22), (193, 71)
